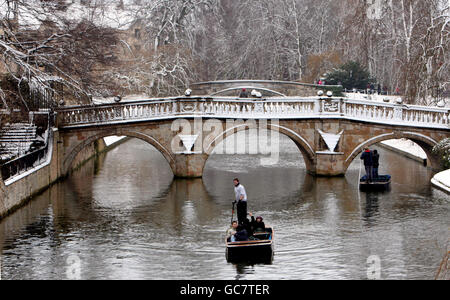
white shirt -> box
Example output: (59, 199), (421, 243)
(234, 184), (247, 202)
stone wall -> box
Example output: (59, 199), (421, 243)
(70, 138), (106, 172)
(0, 130), (106, 220)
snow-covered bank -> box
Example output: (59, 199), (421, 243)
(379, 139), (449, 193)
(431, 170), (450, 194)
(380, 139), (428, 161)
(344, 92), (399, 103)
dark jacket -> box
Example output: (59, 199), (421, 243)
(241, 219), (253, 236)
(235, 229), (249, 241)
(239, 90), (249, 98)
(251, 216), (266, 233)
(372, 153), (380, 168)
(361, 150), (373, 166)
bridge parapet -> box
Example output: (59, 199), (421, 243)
(56, 97), (450, 130)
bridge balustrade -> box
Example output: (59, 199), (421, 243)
(56, 97), (449, 129)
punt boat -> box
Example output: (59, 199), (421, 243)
(360, 175), (392, 192)
(225, 227), (274, 263)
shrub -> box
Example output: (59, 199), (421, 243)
(433, 138), (450, 169)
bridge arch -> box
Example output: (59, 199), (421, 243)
(63, 129), (176, 176)
(344, 131), (440, 172)
(209, 87), (287, 97)
(204, 123), (315, 172)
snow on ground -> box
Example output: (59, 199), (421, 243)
(381, 139), (428, 160)
(344, 92), (449, 107)
(344, 92), (399, 103)
(432, 170), (450, 193)
(380, 138), (449, 194)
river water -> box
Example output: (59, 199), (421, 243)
(0, 135), (448, 280)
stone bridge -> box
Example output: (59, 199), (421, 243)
(54, 95), (450, 178)
(190, 80), (340, 97)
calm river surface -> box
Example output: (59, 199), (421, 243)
(0, 135), (448, 280)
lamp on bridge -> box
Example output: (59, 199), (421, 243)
(317, 90), (324, 97)
(185, 89), (192, 97)
(327, 91), (333, 97)
(114, 96), (122, 103)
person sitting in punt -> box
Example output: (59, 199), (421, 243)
(234, 225), (249, 242)
(226, 221), (239, 242)
(250, 213), (266, 233)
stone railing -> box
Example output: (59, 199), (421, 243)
(56, 96), (450, 129)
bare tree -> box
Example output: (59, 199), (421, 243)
(1, 0), (447, 105)
(0, 0), (119, 110)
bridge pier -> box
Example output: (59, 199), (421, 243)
(314, 153), (346, 177)
(173, 154), (209, 178)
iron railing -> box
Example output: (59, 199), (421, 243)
(1, 112), (53, 182)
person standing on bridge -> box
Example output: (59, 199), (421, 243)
(239, 88), (249, 98)
(233, 178), (248, 225)
(361, 148), (374, 183)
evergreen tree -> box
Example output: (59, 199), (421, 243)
(325, 61), (374, 90)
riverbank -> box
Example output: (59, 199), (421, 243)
(380, 139), (428, 164)
(378, 138), (449, 194)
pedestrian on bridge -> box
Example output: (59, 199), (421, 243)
(233, 178), (248, 225)
(239, 88), (249, 98)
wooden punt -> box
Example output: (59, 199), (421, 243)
(360, 175), (392, 192)
(225, 227), (274, 263)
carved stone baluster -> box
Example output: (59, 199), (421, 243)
(84, 110), (89, 123)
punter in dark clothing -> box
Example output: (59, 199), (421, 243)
(372, 150), (380, 179)
(361, 148), (374, 183)
(249, 213), (265, 233)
